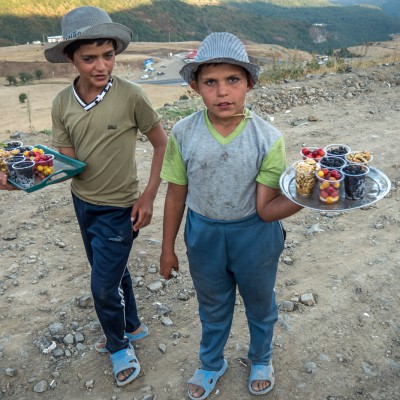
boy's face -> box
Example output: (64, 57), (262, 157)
(68, 40), (115, 90)
(190, 63), (253, 125)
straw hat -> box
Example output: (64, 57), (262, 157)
(44, 6), (132, 63)
(180, 32), (260, 84)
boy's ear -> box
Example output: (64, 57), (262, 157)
(66, 55), (75, 66)
(247, 76), (255, 92)
(189, 81), (200, 93)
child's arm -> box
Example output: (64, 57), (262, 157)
(159, 182), (188, 279)
(256, 182), (303, 222)
(59, 147), (76, 159)
(132, 123), (168, 231)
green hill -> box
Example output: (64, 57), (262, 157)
(328, 0), (400, 17)
(1, 0), (400, 52)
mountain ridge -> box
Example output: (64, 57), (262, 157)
(1, 0), (400, 52)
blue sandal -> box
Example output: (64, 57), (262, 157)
(95, 324), (149, 353)
(248, 362), (275, 396)
(187, 359), (228, 400)
(110, 345), (140, 387)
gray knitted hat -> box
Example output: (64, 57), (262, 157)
(44, 6), (132, 63)
(180, 32), (260, 84)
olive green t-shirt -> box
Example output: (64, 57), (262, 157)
(51, 76), (160, 207)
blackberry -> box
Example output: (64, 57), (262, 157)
(320, 157), (346, 169)
(2, 141), (22, 151)
(342, 165), (363, 175)
(327, 146), (348, 156)
(342, 165), (368, 200)
(13, 161), (35, 188)
(18, 146), (33, 153)
(4, 156), (24, 180)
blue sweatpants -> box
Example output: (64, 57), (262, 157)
(72, 193), (141, 354)
(185, 209), (285, 371)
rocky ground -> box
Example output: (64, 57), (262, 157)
(0, 62), (399, 400)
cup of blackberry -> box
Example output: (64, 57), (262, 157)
(319, 156), (347, 169)
(324, 144), (351, 159)
(2, 141), (23, 151)
(4, 155), (25, 180)
(342, 164), (369, 200)
(12, 160), (35, 188)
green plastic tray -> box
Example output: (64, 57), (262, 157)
(7, 144), (86, 193)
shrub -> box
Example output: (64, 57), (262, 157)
(259, 59), (305, 84)
(306, 59), (321, 71)
(6, 75), (17, 85)
(179, 94), (189, 100)
(19, 93), (28, 103)
(19, 72), (33, 84)
(34, 69), (43, 80)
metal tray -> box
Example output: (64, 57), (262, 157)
(7, 144), (86, 193)
(279, 166), (391, 211)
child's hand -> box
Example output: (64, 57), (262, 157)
(0, 172), (18, 190)
(159, 251), (179, 280)
(131, 193), (154, 231)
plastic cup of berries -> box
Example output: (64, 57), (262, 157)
(345, 150), (373, 166)
(2, 140), (23, 151)
(323, 144), (351, 159)
(33, 154), (54, 181)
(4, 155), (25, 181)
(300, 146), (325, 160)
(341, 164), (370, 200)
(18, 145), (34, 157)
(12, 160), (35, 188)
(316, 168), (344, 204)
(319, 156), (347, 170)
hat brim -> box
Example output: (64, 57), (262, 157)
(179, 57), (260, 85)
(44, 22), (132, 63)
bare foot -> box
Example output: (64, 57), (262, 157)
(188, 382), (206, 398)
(251, 379), (271, 393)
(117, 364), (136, 383)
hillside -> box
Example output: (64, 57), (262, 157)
(1, 0), (400, 52)
(329, 1), (400, 17)
(0, 41), (399, 399)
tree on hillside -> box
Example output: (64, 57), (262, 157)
(34, 68), (43, 80)
(6, 75), (17, 85)
(19, 72), (33, 84)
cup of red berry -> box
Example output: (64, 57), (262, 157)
(316, 168), (343, 204)
(324, 144), (351, 159)
(33, 154), (54, 181)
(300, 146), (325, 160)
(341, 164), (369, 200)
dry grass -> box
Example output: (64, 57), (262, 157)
(347, 35), (400, 66)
